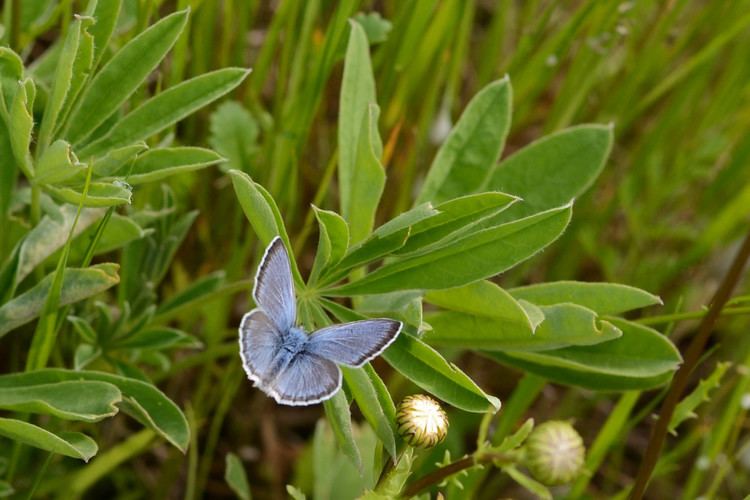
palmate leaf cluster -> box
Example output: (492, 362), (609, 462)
(0, 1), (249, 484)
(0, 3), (691, 499)
(229, 21), (682, 493)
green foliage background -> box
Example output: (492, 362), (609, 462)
(1, 0), (749, 499)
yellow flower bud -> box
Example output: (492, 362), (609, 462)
(396, 395), (449, 448)
(524, 421), (585, 485)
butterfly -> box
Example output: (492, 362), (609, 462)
(239, 236), (403, 406)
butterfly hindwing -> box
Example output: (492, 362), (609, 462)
(238, 309), (284, 386)
(264, 352), (342, 406)
(254, 236), (296, 332)
(307, 319), (403, 367)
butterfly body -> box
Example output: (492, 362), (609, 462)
(239, 237), (402, 406)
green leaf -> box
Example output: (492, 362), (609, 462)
(0, 47), (24, 112)
(79, 68), (250, 157)
(65, 9), (189, 146)
(34, 139), (87, 184)
(229, 170), (303, 286)
(121, 147), (224, 184)
(155, 270), (226, 318)
(346, 103), (386, 244)
(482, 124), (613, 221)
(426, 279), (535, 331)
(0, 380), (120, 421)
(13, 205), (104, 285)
(339, 20), (377, 242)
(225, 452), (252, 500)
(669, 362), (730, 435)
(209, 100), (259, 174)
(91, 143), (148, 177)
(0, 369), (190, 452)
(364, 447), (415, 499)
(309, 207), (350, 285)
(286, 485), (306, 500)
(328, 203), (572, 295)
(496, 418), (534, 452)
(504, 465), (552, 500)
(322, 299), (499, 413)
(8, 78), (34, 178)
(371, 203), (440, 240)
(74, 343), (101, 370)
(70, 213), (148, 257)
(509, 281), (662, 315)
(395, 192), (519, 256)
(114, 327), (200, 350)
(0, 263), (120, 338)
(417, 77), (513, 204)
(0, 418), (97, 461)
(37, 15), (91, 152)
(323, 390), (363, 474)
(45, 181), (132, 207)
(426, 303), (622, 351)
(342, 366), (397, 459)
(353, 12), (392, 45)
(88, 0), (122, 68)
(486, 319), (682, 391)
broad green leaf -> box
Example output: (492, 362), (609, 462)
(395, 192), (519, 256)
(322, 300), (499, 413)
(426, 303), (622, 351)
(0, 263), (120, 337)
(510, 281), (662, 315)
(0, 49), (24, 216)
(309, 207), (349, 284)
(426, 280), (535, 331)
(486, 319), (681, 390)
(37, 15), (90, 151)
(229, 170), (303, 286)
(55, 17), (95, 137)
(329, 227), (410, 280)
(14, 205), (104, 284)
(0, 47), (24, 112)
(323, 390), (363, 474)
(371, 203), (439, 240)
(225, 453), (252, 500)
(329, 203), (572, 295)
(0, 418), (97, 461)
(482, 124), (613, 221)
(342, 366), (397, 459)
(65, 9), (189, 145)
(88, 0), (122, 68)
(79, 68), (250, 157)
(669, 362), (729, 435)
(209, 100), (259, 174)
(8, 78), (34, 178)
(45, 181), (132, 207)
(0, 369), (190, 452)
(357, 291), (424, 329)
(339, 20), (376, 238)
(0, 380), (120, 421)
(486, 350), (675, 391)
(346, 104), (386, 244)
(121, 147), (224, 184)
(91, 142), (148, 177)
(417, 77), (513, 204)
(34, 139), (86, 184)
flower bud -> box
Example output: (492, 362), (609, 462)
(524, 421), (585, 485)
(396, 395), (449, 448)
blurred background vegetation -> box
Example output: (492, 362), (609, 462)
(3, 0), (750, 498)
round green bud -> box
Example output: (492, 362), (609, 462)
(396, 395), (449, 448)
(524, 421), (585, 485)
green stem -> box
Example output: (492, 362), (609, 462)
(637, 306), (750, 326)
(403, 450), (515, 498)
(631, 228), (750, 498)
(24, 452), (52, 500)
(9, 0), (21, 51)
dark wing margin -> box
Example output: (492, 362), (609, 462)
(238, 309), (284, 387)
(253, 236), (296, 332)
(306, 319), (403, 367)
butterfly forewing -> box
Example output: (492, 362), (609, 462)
(253, 237), (296, 332)
(265, 353), (342, 406)
(239, 309), (284, 385)
(307, 319), (403, 367)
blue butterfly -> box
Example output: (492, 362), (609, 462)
(239, 237), (403, 406)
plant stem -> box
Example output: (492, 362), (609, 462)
(403, 451), (514, 498)
(637, 306), (750, 326)
(9, 0), (21, 51)
(24, 452), (52, 500)
(631, 229), (750, 499)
